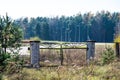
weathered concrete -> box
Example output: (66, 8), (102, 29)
(30, 41), (40, 68)
(87, 40), (96, 61)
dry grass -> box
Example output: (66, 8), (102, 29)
(2, 43), (120, 80)
(3, 61), (120, 80)
(40, 49), (86, 66)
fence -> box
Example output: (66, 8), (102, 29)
(40, 42), (87, 66)
(27, 40), (95, 68)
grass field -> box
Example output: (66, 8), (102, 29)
(2, 43), (120, 80)
(2, 61), (120, 80)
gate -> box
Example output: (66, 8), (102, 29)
(29, 40), (95, 68)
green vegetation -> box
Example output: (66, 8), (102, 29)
(0, 14), (23, 79)
(101, 47), (115, 65)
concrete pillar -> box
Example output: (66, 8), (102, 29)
(30, 41), (40, 68)
(86, 40), (96, 61)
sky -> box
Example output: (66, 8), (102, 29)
(0, 0), (120, 19)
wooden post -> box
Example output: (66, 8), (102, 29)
(86, 40), (96, 61)
(60, 44), (63, 65)
(30, 41), (40, 68)
(115, 42), (120, 58)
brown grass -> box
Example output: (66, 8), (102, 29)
(40, 49), (86, 66)
(2, 43), (120, 80)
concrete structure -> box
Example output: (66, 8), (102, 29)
(87, 40), (96, 61)
(30, 41), (40, 68)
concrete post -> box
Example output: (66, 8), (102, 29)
(87, 40), (96, 61)
(30, 41), (40, 68)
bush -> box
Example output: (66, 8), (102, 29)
(0, 52), (24, 74)
(101, 47), (115, 65)
(0, 52), (10, 67)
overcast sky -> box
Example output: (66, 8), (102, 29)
(0, 0), (120, 19)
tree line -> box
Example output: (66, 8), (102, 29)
(14, 11), (120, 42)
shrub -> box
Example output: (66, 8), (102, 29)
(0, 52), (10, 69)
(101, 47), (115, 65)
